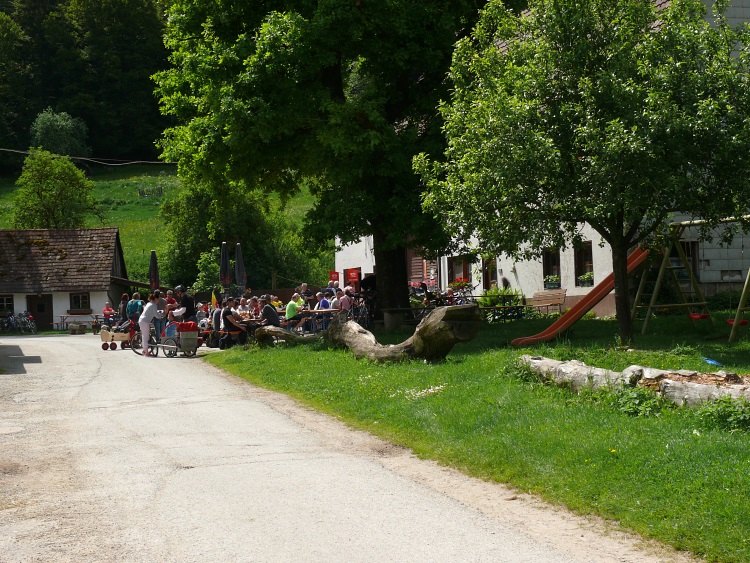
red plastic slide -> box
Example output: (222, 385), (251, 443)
(510, 247), (650, 346)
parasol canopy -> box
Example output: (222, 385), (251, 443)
(235, 243), (247, 294)
(220, 241), (231, 291)
(148, 250), (159, 291)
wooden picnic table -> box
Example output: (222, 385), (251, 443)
(56, 314), (101, 330)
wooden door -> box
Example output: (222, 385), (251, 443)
(26, 294), (53, 331)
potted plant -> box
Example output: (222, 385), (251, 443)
(577, 271), (595, 287)
(543, 274), (561, 289)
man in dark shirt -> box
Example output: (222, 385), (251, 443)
(174, 285), (197, 323)
(259, 295), (281, 327)
(220, 297), (247, 347)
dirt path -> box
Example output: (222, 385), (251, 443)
(0, 335), (699, 562)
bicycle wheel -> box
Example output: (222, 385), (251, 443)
(29, 319), (37, 334)
(162, 338), (178, 357)
(132, 332), (159, 356)
(355, 304), (371, 329)
(130, 332), (143, 355)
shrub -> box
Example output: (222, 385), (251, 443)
(706, 290), (743, 311)
(577, 385), (671, 417)
(477, 286), (523, 307)
(696, 395), (750, 432)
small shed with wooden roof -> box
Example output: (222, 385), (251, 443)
(0, 228), (142, 330)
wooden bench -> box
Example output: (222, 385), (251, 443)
(526, 289), (567, 314)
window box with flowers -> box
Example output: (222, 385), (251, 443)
(449, 277), (472, 291)
(577, 271), (595, 287)
(544, 275), (561, 289)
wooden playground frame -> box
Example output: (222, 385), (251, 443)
(632, 217), (750, 342)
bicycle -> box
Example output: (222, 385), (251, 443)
(130, 327), (159, 357)
(17, 311), (37, 334)
(348, 291), (373, 329)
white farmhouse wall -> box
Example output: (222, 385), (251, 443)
(334, 236), (376, 275)
(494, 225), (612, 297)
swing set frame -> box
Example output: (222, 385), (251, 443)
(632, 216), (750, 342)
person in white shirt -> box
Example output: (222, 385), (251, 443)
(138, 294), (163, 357)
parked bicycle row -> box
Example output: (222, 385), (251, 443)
(0, 311), (37, 334)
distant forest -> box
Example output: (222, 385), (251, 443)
(0, 0), (170, 170)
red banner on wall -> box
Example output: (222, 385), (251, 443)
(329, 270), (340, 282)
(347, 269), (360, 282)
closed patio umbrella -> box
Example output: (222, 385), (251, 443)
(220, 241), (231, 292)
(235, 243), (247, 295)
(148, 250), (159, 291)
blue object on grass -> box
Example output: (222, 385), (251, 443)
(702, 357), (723, 367)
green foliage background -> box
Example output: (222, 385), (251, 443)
(0, 165), (333, 288)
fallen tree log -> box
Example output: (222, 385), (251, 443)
(520, 355), (750, 406)
(326, 305), (482, 362)
(520, 355), (638, 391)
(254, 326), (322, 346)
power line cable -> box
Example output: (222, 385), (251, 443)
(0, 147), (174, 166)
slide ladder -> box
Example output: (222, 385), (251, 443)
(511, 247), (650, 346)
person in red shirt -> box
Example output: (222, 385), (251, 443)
(102, 302), (116, 328)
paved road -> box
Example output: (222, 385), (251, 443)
(0, 335), (695, 562)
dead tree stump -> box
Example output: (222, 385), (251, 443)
(327, 305), (482, 362)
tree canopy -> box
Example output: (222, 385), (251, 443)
(155, 0), (496, 308)
(12, 148), (102, 229)
(416, 0), (750, 340)
(30, 107), (90, 156)
(0, 0), (169, 168)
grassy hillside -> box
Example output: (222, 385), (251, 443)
(0, 164), (321, 285)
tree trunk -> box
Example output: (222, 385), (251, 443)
(253, 326), (321, 346)
(327, 305), (482, 362)
(611, 241), (634, 343)
(372, 227), (409, 311)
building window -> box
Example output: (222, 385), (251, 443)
(0, 295), (13, 316)
(670, 241), (699, 281)
(542, 249), (561, 287)
(575, 242), (594, 286)
(70, 293), (90, 311)
(447, 256), (471, 287)
(482, 257), (497, 291)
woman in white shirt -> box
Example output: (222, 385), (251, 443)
(138, 294), (163, 357)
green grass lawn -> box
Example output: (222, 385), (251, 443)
(207, 314), (750, 563)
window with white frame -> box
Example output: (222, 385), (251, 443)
(0, 295), (13, 316)
(69, 293), (90, 310)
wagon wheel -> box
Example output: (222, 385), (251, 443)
(162, 338), (178, 358)
(101, 342), (109, 350)
(110, 342), (117, 350)
(183, 349), (196, 357)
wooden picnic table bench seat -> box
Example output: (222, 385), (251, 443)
(526, 289), (567, 314)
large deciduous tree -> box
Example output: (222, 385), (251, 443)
(155, 1), (494, 309)
(416, 0), (750, 342)
(12, 148), (102, 228)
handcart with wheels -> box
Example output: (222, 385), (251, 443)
(100, 320), (136, 350)
(161, 321), (201, 357)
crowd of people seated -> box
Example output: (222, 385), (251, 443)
(104, 279), (366, 350)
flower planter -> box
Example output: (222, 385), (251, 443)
(544, 282), (561, 290)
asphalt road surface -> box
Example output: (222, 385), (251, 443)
(0, 335), (697, 562)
